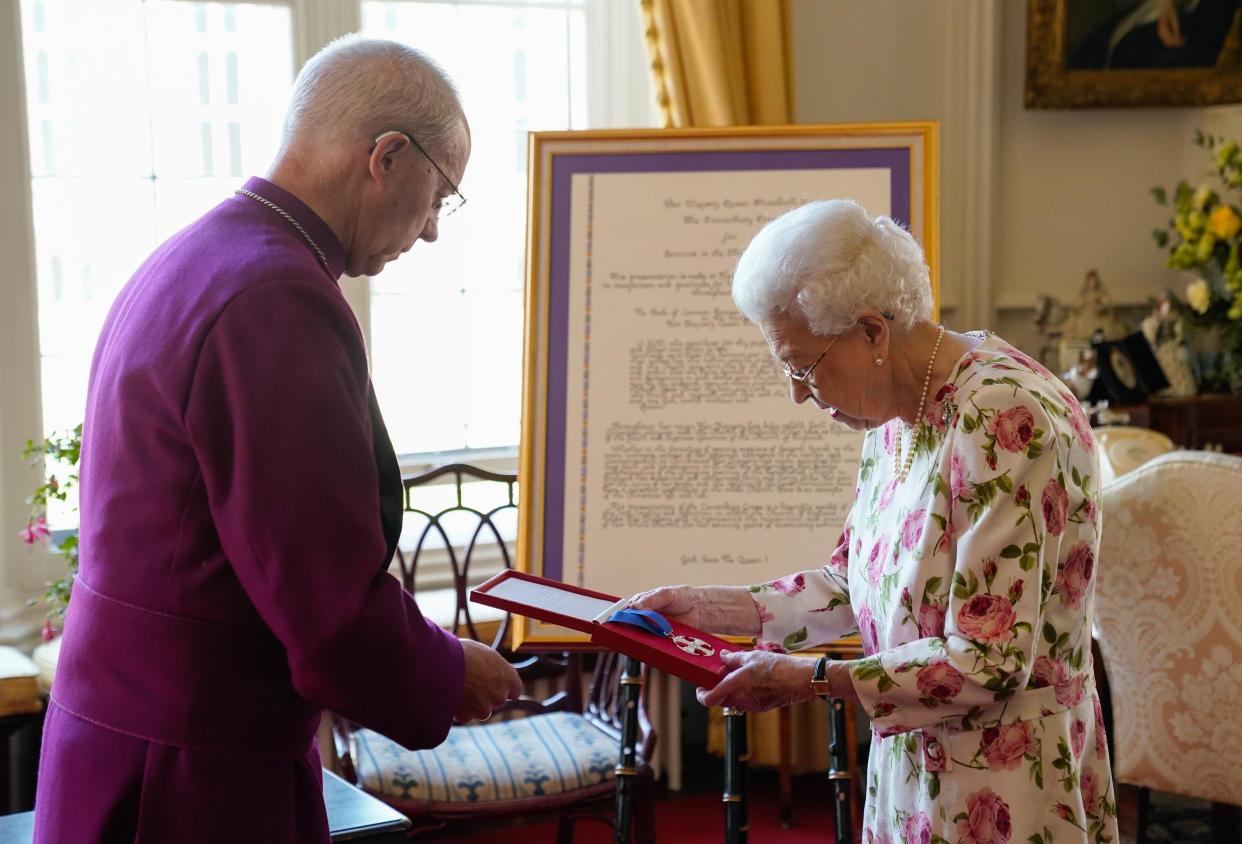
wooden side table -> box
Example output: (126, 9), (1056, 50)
(1104, 394), (1242, 453)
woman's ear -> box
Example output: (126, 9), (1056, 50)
(856, 311), (890, 346)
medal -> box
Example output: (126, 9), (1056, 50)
(672, 635), (715, 656)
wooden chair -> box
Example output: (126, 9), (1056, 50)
(330, 464), (656, 842)
(1094, 449), (1242, 841)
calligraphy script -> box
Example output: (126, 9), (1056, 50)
(563, 171), (873, 592)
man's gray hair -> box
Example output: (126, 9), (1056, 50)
(282, 35), (466, 159)
(732, 199), (934, 335)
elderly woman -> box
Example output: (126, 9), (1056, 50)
(634, 199), (1117, 843)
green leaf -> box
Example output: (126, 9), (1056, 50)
(953, 571), (971, 600)
(927, 772), (940, 800)
(1043, 621), (1057, 643)
(1152, 186), (1168, 205)
(1000, 544), (1022, 558)
(782, 627), (808, 651)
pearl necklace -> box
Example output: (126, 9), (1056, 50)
(892, 323), (944, 483)
(235, 188), (328, 270)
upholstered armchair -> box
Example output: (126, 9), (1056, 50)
(1094, 449), (1242, 839)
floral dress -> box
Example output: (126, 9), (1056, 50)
(753, 332), (1118, 844)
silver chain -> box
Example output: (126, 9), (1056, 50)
(234, 188), (328, 270)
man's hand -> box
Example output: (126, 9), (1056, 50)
(455, 639), (523, 723)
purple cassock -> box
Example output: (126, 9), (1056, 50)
(33, 178), (464, 843)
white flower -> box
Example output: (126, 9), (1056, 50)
(1187, 278), (1213, 313)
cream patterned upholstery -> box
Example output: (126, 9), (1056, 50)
(351, 710), (618, 811)
(1095, 449), (1242, 806)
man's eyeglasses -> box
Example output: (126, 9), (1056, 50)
(373, 130), (467, 217)
(783, 332), (842, 385)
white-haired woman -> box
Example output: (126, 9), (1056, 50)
(634, 199), (1117, 843)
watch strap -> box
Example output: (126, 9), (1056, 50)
(810, 654), (833, 698)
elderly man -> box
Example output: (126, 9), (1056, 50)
(33, 36), (521, 843)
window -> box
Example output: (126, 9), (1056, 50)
(19, 0), (293, 443)
(18, 0), (653, 467)
(5, 0), (654, 597)
(360, 0), (656, 463)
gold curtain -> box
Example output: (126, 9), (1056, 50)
(639, 0), (795, 127)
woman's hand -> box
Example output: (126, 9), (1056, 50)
(695, 650), (817, 712)
(629, 584), (762, 636)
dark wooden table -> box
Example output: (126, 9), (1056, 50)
(1105, 393), (1242, 452)
(0, 768), (409, 843)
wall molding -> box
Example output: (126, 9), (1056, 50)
(939, 2), (1001, 332)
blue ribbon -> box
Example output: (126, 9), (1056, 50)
(608, 608), (673, 638)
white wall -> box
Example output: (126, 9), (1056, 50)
(791, 0), (1238, 353)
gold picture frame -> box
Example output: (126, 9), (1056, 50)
(1026, 0), (1242, 108)
(514, 122), (938, 646)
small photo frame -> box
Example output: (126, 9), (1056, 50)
(1088, 332), (1170, 405)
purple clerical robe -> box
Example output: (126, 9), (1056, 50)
(33, 178), (464, 843)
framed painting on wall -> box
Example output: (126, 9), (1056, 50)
(514, 123), (938, 647)
(1026, 0), (1242, 108)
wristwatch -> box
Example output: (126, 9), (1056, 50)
(811, 655), (834, 699)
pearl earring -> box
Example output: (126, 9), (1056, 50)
(874, 357), (884, 366)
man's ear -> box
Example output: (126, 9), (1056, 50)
(369, 130), (410, 180)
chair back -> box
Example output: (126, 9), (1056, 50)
(1095, 449), (1242, 806)
(392, 463), (518, 649)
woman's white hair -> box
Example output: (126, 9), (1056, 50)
(732, 199), (933, 335)
(281, 35), (466, 160)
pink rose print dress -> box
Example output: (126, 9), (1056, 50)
(753, 332), (1117, 843)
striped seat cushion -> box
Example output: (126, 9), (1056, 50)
(352, 710), (618, 805)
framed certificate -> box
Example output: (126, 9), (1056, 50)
(518, 123), (939, 646)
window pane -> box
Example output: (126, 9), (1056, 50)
(361, 0), (588, 456)
(20, 0), (293, 440)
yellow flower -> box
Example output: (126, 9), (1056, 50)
(1187, 278), (1213, 313)
(1195, 233), (1217, 262)
(1208, 205), (1242, 239)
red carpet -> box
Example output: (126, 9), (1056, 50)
(437, 772), (840, 843)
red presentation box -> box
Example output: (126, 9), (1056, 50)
(470, 570), (736, 689)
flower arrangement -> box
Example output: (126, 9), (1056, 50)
(1152, 131), (1242, 392)
(19, 425), (81, 627)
